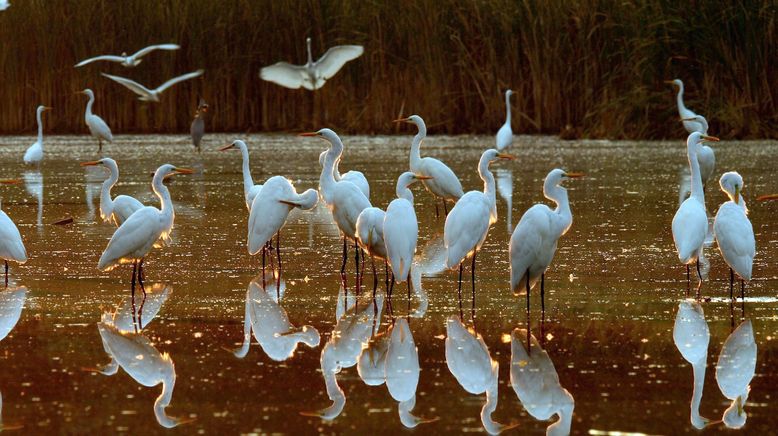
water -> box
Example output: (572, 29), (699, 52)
(0, 133), (775, 434)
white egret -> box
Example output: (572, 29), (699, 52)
(0, 1), (9, 11)
(301, 129), (371, 278)
(355, 206), (388, 288)
(98, 164), (193, 290)
(23, 105), (51, 166)
(510, 169), (583, 313)
(666, 79), (706, 133)
(715, 319), (756, 429)
(80, 158), (144, 226)
(102, 70), (203, 102)
(0, 180), (27, 286)
(219, 140), (262, 211)
(260, 37), (363, 90)
(681, 115), (715, 187)
(395, 115), (464, 216)
(105, 283), (171, 334)
(444, 149), (514, 298)
(672, 299), (712, 430)
(384, 172), (430, 296)
(713, 172), (754, 300)
(496, 89), (514, 150)
(78, 89), (113, 151)
(190, 98), (208, 151)
(318, 150), (370, 199)
(75, 43), (180, 68)
(672, 132), (719, 290)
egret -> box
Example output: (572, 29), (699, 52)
(102, 70), (203, 102)
(80, 158), (144, 226)
(98, 164), (193, 291)
(713, 172), (754, 300)
(384, 172), (430, 296)
(672, 299), (712, 430)
(0, 1), (9, 11)
(510, 169), (583, 314)
(355, 206), (388, 287)
(78, 89), (113, 151)
(672, 132), (719, 291)
(301, 129), (371, 280)
(496, 89), (514, 150)
(666, 79), (706, 133)
(318, 150), (370, 200)
(23, 105), (51, 166)
(0, 180), (27, 286)
(681, 115), (715, 188)
(260, 37), (363, 90)
(395, 115), (464, 216)
(444, 149), (514, 299)
(219, 140), (262, 211)
(75, 43), (180, 68)
(190, 98), (208, 151)
(715, 319), (756, 429)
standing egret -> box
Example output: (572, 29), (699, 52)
(75, 43), (180, 68)
(713, 172), (754, 300)
(395, 115), (464, 216)
(301, 129), (371, 280)
(666, 79), (705, 133)
(355, 206), (388, 287)
(102, 70), (203, 102)
(318, 150), (370, 200)
(384, 172), (430, 295)
(672, 132), (719, 291)
(190, 98), (208, 151)
(79, 89), (112, 152)
(715, 319), (756, 429)
(219, 140), (262, 211)
(0, 180), (27, 286)
(673, 299), (712, 430)
(444, 149), (514, 300)
(681, 115), (715, 188)
(23, 105), (51, 166)
(260, 37), (363, 91)
(80, 158), (143, 226)
(510, 169), (583, 313)
(496, 89), (514, 150)
(98, 164), (193, 291)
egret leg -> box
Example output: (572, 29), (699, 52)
(98, 139), (102, 153)
(371, 257), (378, 298)
(384, 259), (389, 292)
(262, 245), (267, 288)
(138, 259), (146, 293)
(276, 231), (282, 275)
(729, 268), (734, 301)
(541, 273), (545, 313)
(471, 252), (476, 315)
(741, 279), (746, 314)
(443, 199), (449, 216)
(340, 237), (347, 276)
(457, 263), (463, 318)
(354, 242), (360, 293)
(525, 269), (531, 315)
(695, 259), (702, 298)
(435, 202), (439, 218)
(4, 260), (7, 288)
(407, 279), (411, 300)
(389, 272), (395, 299)
(686, 264), (690, 296)
(526, 269), (531, 354)
(131, 261), (138, 332)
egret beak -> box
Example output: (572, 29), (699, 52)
(664, 80), (676, 84)
(218, 143), (234, 151)
(757, 194), (778, 201)
(414, 175), (433, 180)
(279, 200), (298, 207)
(392, 117), (411, 123)
(43, 106), (53, 111)
(681, 117), (698, 122)
(80, 160), (101, 167)
(0, 179), (21, 185)
(735, 185), (741, 205)
(565, 172), (585, 178)
(298, 132), (319, 137)
(701, 135), (720, 142)
(174, 168), (194, 175)
(497, 153), (516, 160)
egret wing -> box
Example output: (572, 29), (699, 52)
(155, 70), (203, 93)
(98, 207), (161, 270)
(315, 45), (364, 79)
(259, 62), (308, 89)
(101, 73), (154, 97)
(132, 43), (180, 58)
(75, 55), (125, 67)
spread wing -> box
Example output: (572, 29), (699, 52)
(259, 62), (308, 89)
(132, 43), (180, 59)
(155, 70), (203, 93)
(315, 45), (364, 79)
(75, 55), (125, 67)
(101, 73), (153, 97)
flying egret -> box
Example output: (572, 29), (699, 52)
(102, 70), (203, 102)
(681, 115), (715, 188)
(318, 150), (370, 200)
(715, 319), (756, 429)
(190, 98), (208, 151)
(0, 1), (9, 11)
(444, 149), (514, 299)
(672, 132), (719, 291)
(510, 169), (583, 314)
(78, 89), (113, 151)
(665, 79), (706, 133)
(496, 89), (514, 150)
(219, 140), (262, 211)
(673, 299), (712, 430)
(97, 164), (193, 291)
(0, 180), (27, 287)
(23, 105), (51, 166)
(75, 43), (180, 68)
(80, 158), (144, 226)
(395, 115), (464, 216)
(384, 172), (430, 296)
(260, 37), (363, 90)
(301, 129), (371, 280)
(713, 172), (754, 301)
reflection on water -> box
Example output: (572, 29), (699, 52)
(0, 287), (26, 431)
(22, 171), (42, 228)
(496, 168), (513, 234)
(716, 319), (757, 429)
(673, 299), (711, 429)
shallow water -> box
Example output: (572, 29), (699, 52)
(0, 133), (776, 434)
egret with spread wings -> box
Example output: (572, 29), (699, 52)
(75, 44), (180, 68)
(260, 37), (363, 90)
(101, 70), (203, 102)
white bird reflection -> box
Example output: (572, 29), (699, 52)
(104, 283), (171, 334)
(672, 299), (712, 429)
(510, 328), (574, 436)
(446, 316), (512, 434)
(0, 287), (26, 342)
(23, 171), (43, 228)
(715, 319), (757, 429)
(496, 168), (513, 233)
(231, 275), (320, 361)
(385, 318), (434, 428)
(83, 165), (103, 221)
(303, 292), (383, 420)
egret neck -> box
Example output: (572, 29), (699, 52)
(409, 118), (427, 172)
(396, 174), (415, 204)
(153, 368), (179, 428)
(544, 175), (572, 235)
(675, 81), (689, 117)
(687, 136), (705, 204)
(477, 152), (498, 222)
(504, 91), (512, 125)
(36, 106), (45, 147)
(236, 142), (255, 202)
(151, 170), (175, 234)
(319, 136), (344, 205)
(100, 160), (120, 220)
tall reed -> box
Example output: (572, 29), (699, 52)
(0, 0), (774, 138)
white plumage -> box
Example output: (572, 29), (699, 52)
(23, 105), (51, 165)
(80, 89), (113, 151)
(356, 207), (387, 260)
(496, 89), (514, 150)
(260, 37), (363, 90)
(102, 70), (203, 102)
(318, 150), (370, 200)
(81, 158), (144, 226)
(247, 176), (318, 254)
(220, 140), (263, 211)
(715, 319), (756, 429)
(672, 299), (712, 430)
(384, 172), (426, 283)
(75, 43), (180, 68)
(0, 181), (27, 285)
(713, 172), (755, 285)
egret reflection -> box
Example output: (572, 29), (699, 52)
(0, 287), (26, 341)
(385, 318), (434, 428)
(672, 299), (712, 429)
(716, 319), (757, 429)
(496, 168), (513, 233)
(22, 171), (43, 228)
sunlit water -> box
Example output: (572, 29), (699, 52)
(0, 133), (776, 434)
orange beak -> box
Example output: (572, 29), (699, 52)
(393, 117), (411, 123)
(701, 135), (720, 142)
(218, 143), (234, 151)
(0, 179), (21, 185)
(174, 168), (194, 175)
(565, 172), (585, 178)
(415, 175), (433, 180)
(663, 80), (675, 84)
(80, 160), (101, 167)
(757, 194), (778, 201)
(497, 153), (516, 160)
(298, 132), (319, 137)
(43, 106), (53, 111)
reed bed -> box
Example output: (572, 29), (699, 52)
(0, 0), (774, 138)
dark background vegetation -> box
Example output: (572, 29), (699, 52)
(0, 0), (775, 138)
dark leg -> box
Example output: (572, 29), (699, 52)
(262, 246), (267, 288)
(471, 252), (477, 316)
(389, 272), (395, 299)
(340, 237), (348, 275)
(276, 231), (282, 274)
(729, 268), (734, 301)
(354, 242), (360, 294)
(138, 259), (146, 292)
(99, 139), (102, 152)
(4, 261), (7, 288)
(541, 273), (545, 313)
(525, 269), (531, 315)
(131, 261), (138, 332)
(443, 199), (449, 216)
(695, 259), (702, 298)
(435, 202), (439, 218)
(457, 263), (463, 318)
(407, 279), (411, 300)
(525, 269), (531, 354)
(741, 279), (746, 314)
